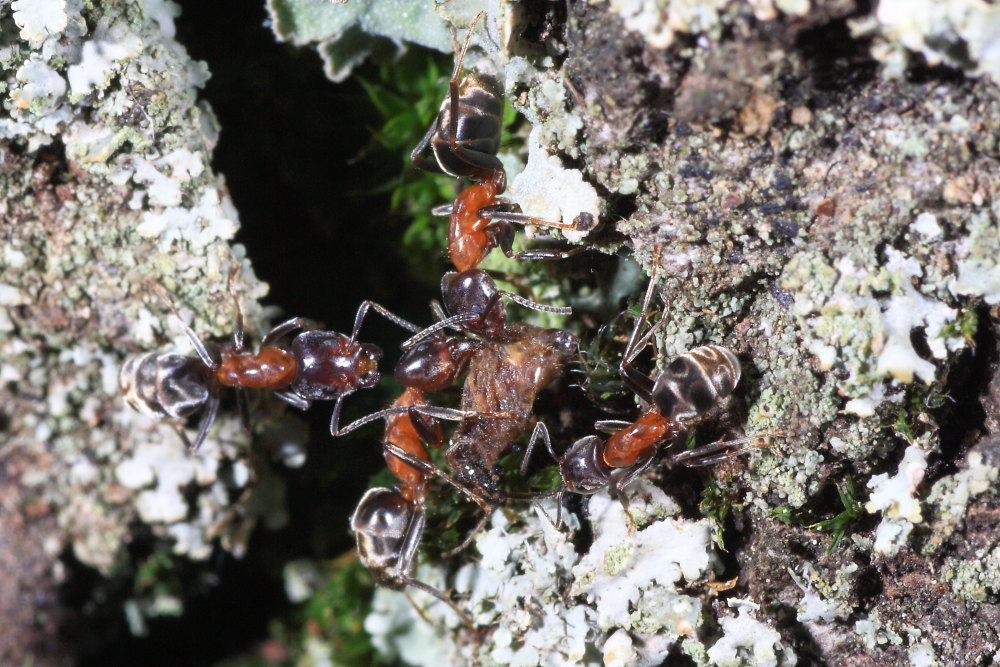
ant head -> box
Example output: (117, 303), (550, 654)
(291, 332), (383, 400)
(559, 435), (612, 494)
(351, 487), (416, 587)
(395, 336), (480, 392)
(442, 270), (506, 339)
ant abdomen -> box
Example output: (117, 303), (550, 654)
(120, 352), (210, 421)
(351, 487), (418, 588)
(290, 331), (382, 400)
(651, 345), (741, 423)
(432, 72), (504, 179)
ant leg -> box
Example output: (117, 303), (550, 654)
(328, 396), (345, 436)
(401, 312), (480, 349)
(405, 579), (475, 629)
(442, 510), (492, 557)
(351, 300), (422, 341)
(384, 443), (494, 511)
(410, 119), (446, 173)
(610, 454), (656, 534)
(260, 317), (309, 347)
(333, 404), (413, 437)
(499, 290), (572, 316)
(521, 421), (556, 474)
(170, 423), (193, 451)
(153, 284), (218, 369)
(431, 203), (454, 217)
(189, 394), (221, 453)
(594, 419), (634, 434)
(236, 388), (251, 432)
(430, 300), (447, 322)
(618, 253), (663, 403)
(447, 11), (485, 147)
(513, 246), (590, 262)
(479, 207), (580, 231)
(274, 390), (310, 411)
(670, 431), (785, 467)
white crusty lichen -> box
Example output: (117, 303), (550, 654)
(1, 0), (287, 632)
(706, 600), (796, 667)
(865, 443), (929, 556)
(780, 245), (964, 418)
(508, 127), (600, 244)
(924, 444), (999, 551)
(950, 208), (1000, 305)
(865, 0), (1000, 81)
(608, 0), (727, 50)
(362, 481), (780, 667)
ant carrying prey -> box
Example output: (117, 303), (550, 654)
(351, 387), (476, 627)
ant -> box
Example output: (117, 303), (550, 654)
(121, 279), (422, 452)
(409, 12), (589, 272)
(333, 265), (575, 439)
(351, 387), (476, 627)
(380, 321), (579, 551)
(523, 269), (778, 526)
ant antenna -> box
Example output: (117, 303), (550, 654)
(500, 291), (572, 316)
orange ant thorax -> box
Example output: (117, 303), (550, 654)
(216, 347), (297, 390)
(384, 388), (436, 502)
(448, 171), (506, 272)
(603, 410), (677, 468)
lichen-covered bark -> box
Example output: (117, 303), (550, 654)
(322, 1), (1000, 665)
(4, 0), (1000, 664)
(1, 1), (286, 662)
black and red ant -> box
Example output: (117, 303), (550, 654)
(121, 282), (422, 452)
(410, 11), (503, 183)
(521, 269), (779, 525)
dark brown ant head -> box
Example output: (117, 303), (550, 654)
(559, 435), (613, 494)
(350, 487), (416, 588)
(395, 336), (481, 392)
(446, 439), (505, 505)
(120, 352), (212, 420)
(290, 330), (383, 400)
(442, 269), (506, 339)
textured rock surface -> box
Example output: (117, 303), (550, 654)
(299, 0), (1000, 664)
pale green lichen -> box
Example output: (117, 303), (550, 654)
(923, 448), (999, 552)
(266, 0), (451, 81)
(1, 0), (293, 641)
